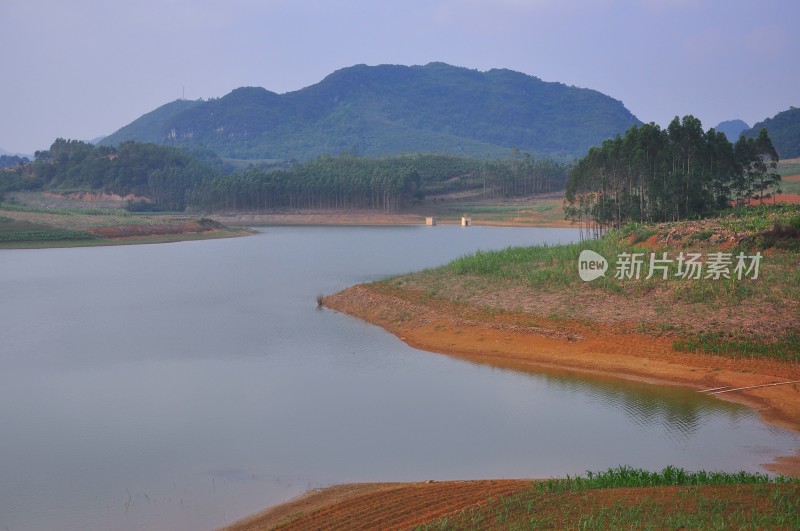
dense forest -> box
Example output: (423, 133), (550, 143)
(565, 116), (781, 231)
(187, 152), (568, 213)
(0, 155), (30, 168)
(4, 139), (218, 210)
(1, 139), (567, 213)
(101, 62), (640, 160)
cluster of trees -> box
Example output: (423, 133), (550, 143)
(28, 139), (218, 210)
(188, 160), (417, 213)
(186, 152), (568, 213)
(472, 150), (567, 198)
(565, 116), (781, 231)
(0, 155), (30, 169)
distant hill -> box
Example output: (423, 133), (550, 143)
(743, 107), (800, 159)
(101, 99), (203, 146)
(715, 119), (749, 141)
(0, 154), (30, 168)
(0, 147), (31, 158)
(100, 62), (641, 160)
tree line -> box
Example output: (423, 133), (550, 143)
(1, 140), (568, 213)
(564, 116), (781, 232)
(0, 155), (30, 169)
(186, 152), (568, 213)
(20, 139), (218, 210)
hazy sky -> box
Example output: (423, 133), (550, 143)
(1, 0), (798, 155)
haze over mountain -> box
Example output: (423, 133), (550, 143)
(715, 119), (749, 141)
(100, 63), (641, 161)
(743, 107), (800, 159)
(0, 147), (31, 158)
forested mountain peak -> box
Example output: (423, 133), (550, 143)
(100, 62), (641, 161)
(743, 107), (800, 159)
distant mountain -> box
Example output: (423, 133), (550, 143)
(743, 107), (800, 159)
(0, 147), (31, 158)
(0, 154), (30, 168)
(715, 119), (749, 141)
(100, 62), (641, 160)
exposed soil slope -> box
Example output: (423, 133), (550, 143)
(224, 481), (800, 530)
(225, 480), (531, 530)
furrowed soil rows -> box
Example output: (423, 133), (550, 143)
(226, 480), (531, 530)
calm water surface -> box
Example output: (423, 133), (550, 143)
(0, 226), (797, 531)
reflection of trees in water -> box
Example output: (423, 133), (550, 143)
(474, 361), (751, 440)
(541, 373), (751, 440)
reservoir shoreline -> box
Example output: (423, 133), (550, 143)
(322, 282), (800, 476)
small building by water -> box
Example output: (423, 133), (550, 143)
(461, 216), (472, 226)
(425, 217), (437, 226)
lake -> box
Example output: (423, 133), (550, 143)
(0, 226), (796, 531)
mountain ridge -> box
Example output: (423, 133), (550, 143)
(743, 107), (800, 159)
(100, 62), (642, 160)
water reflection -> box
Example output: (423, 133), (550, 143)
(465, 358), (754, 441)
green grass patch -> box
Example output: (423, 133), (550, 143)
(618, 221), (657, 243)
(0, 228), (97, 243)
(537, 465), (795, 492)
(447, 237), (639, 291)
(417, 467), (799, 530)
(0, 216), (96, 242)
(777, 159), (800, 177)
(673, 332), (800, 362)
(0, 201), (130, 217)
(719, 203), (798, 233)
(780, 178), (800, 194)
(0, 202), (52, 214)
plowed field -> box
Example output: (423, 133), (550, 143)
(225, 480), (532, 530)
(224, 481), (800, 530)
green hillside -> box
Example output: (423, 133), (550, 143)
(101, 99), (203, 146)
(100, 62), (641, 160)
(744, 107), (800, 159)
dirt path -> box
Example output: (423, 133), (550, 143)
(209, 209), (575, 228)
